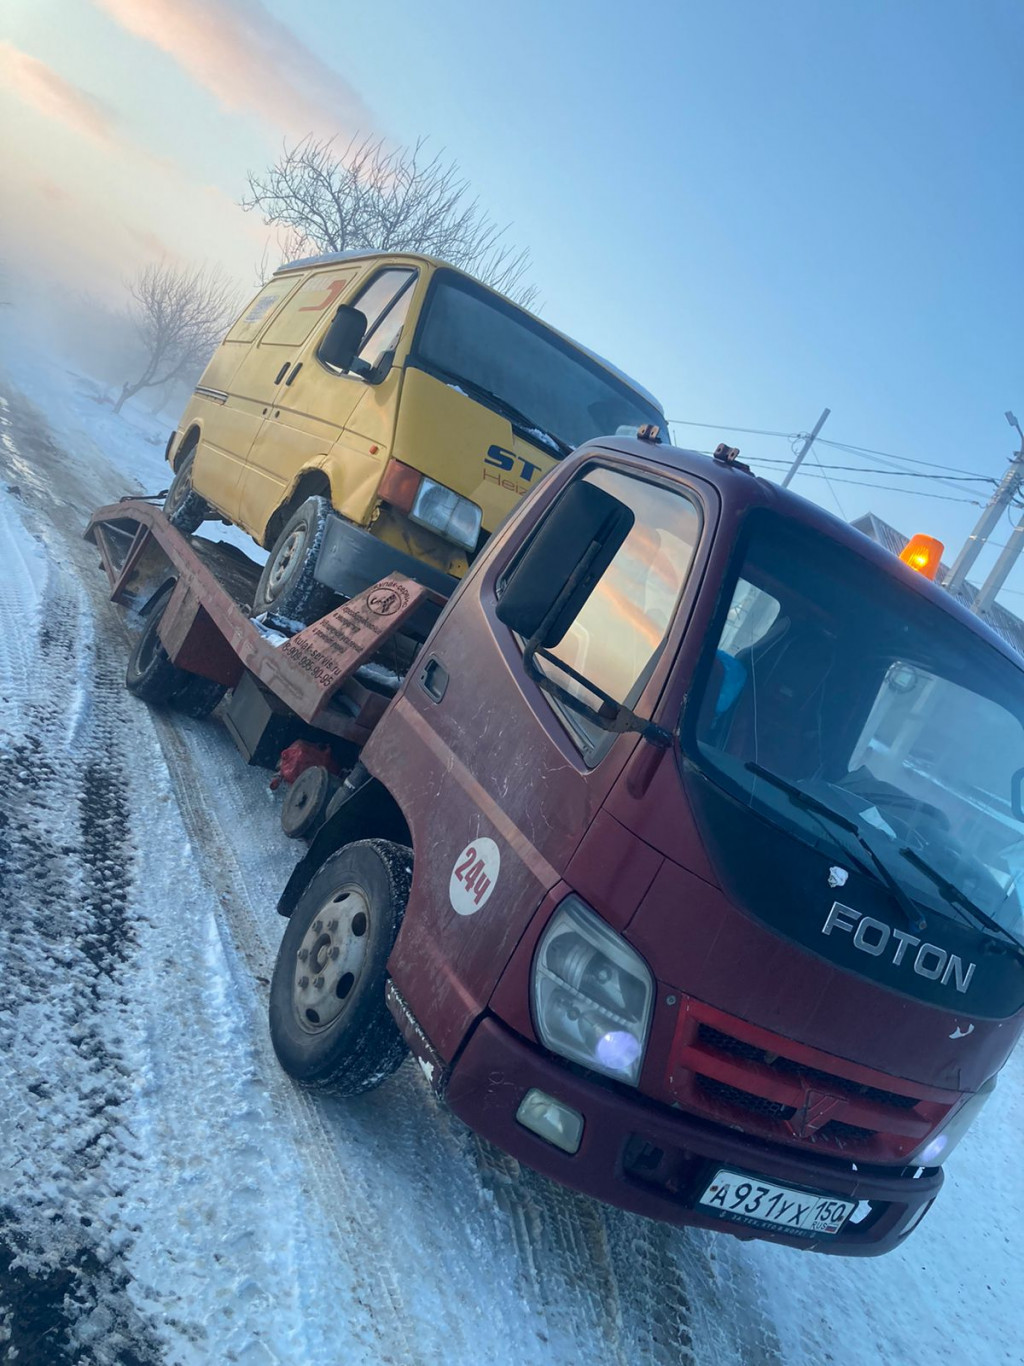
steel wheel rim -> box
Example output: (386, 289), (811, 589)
(266, 521), (309, 599)
(292, 883), (372, 1033)
(165, 457), (192, 516)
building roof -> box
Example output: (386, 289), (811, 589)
(852, 511), (1024, 657)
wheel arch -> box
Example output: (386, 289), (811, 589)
(263, 466), (334, 548)
(171, 423), (202, 470)
(277, 774), (411, 916)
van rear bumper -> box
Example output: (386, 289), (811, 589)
(444, 1017), (942, 1256)
(315, 513), (458, 601)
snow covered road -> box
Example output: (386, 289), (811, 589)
(0, 358), (1021, 1365)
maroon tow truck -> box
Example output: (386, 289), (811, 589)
(87, 432), (1024, 1256)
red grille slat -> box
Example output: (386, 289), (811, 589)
(662, 995), (960, 1162)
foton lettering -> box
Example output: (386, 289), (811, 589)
(822, 902), (976, 994)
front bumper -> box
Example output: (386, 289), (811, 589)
(444, 1017), (942, 1256)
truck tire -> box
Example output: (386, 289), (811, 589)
(269, 839), (412, 1093)
(252, 495), (337, 624)
(125, 584), (226, 718)
(164, 447), (211, 536)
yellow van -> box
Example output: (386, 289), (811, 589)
(164, 251), (665, 621)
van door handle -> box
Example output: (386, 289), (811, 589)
(418, 656), (448, 703)
(285, 362), (303, 385)
(273, 362), (289, 384)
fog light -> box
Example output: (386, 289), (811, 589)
(916, 1132), (949, 1165)
(515, 1089), (584, 1154)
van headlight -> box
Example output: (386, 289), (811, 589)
(531, 897), (654, 1086)
(410, 477), (482, 551)
(911, 1075), (997, 1166)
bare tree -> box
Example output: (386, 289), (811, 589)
(114, 263), (239, 414)
(242, 135), (537, 309)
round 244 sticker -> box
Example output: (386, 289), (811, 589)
(449, 838), (500, 916)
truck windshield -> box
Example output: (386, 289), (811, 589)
(688, 511), (1024, 948)
(414, 273), (664, 451)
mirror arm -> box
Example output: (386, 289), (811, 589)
(522, 641), (672, 748)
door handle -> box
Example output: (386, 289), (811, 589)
(418, 656), (448, 703)
(285, 362), (303, 385)
(273, 362), (290, 384)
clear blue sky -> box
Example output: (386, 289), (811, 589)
(3, 0), (1024, 600)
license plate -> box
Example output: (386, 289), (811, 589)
(697, 1167), (855, 1236)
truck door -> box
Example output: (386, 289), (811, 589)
(238, 266), (418, 538)
(369, 460), (705, 1060)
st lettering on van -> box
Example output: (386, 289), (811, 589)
(484, 445), (546, 497)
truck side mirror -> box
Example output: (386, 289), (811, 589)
(317, 305), (368, 373)
(496, 480), (634, 648)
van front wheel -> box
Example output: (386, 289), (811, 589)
(252, 495), (337, 624)
(269, 840), (412, 1093)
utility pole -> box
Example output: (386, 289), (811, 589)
(972, 413), (1024, 614)
(944, 412), (1024, 598)
(781, 408), (831, 488)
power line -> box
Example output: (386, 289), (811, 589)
(739, 457), (992, 482)
(666, 419), (989, 480)
(811, 445), (847, 519)
(667, 418), (795, 438)
(816, 437), (984, 478)
(742, 463), (984, 504)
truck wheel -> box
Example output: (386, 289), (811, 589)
(125, 584), (225, 718)
(281, 765), (337, 839)
(252, 495), (337, 624)
(269, 840), (412, 1093)
(164, 448), (211, 536)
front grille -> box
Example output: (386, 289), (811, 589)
(697, 1075), (796, 1122)
(696, 1024), (916, 1111)
(821, 1120), (876, 1143)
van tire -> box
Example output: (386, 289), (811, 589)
(252, 495), (337, 624)
(269, 840), (411, 1093)
(164, 447), (210, 536)
(125, 584), (225, 718)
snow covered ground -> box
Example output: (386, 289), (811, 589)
(0, 342), (1021, 1365)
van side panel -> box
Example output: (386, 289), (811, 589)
(188, 275), (309, 529)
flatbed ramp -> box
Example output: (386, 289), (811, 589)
(85, 498), (445, 747)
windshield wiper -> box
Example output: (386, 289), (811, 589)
(746, 763), (928, 933)
(428, 365), (573, 456)
(898, 847), (1024, 961)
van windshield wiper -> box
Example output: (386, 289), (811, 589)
(746, 763), (928, 933)
(428, 365), (572, 456)
(898, 847), (1024, 960)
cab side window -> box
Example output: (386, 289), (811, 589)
(351, 269), (417, 371)
(539, 468), (701, 750)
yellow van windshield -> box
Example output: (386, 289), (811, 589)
(413, 273), (663, 453)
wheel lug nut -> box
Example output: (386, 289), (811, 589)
(314, 975), (325, 988)
(328, 919), (338, 931)
(298, 976), (309, 989)
(330, 946), (340, 960)
(313, 920), (323, 933)
(298, 948), (308, 961)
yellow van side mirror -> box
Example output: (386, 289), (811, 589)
(318, 305), (369, 374)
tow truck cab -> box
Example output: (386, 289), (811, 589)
(287, 434), (1024, 1255)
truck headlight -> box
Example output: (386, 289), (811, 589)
(531, 897), (654, 1086)
(912, 1075), (997, 1166)
(410, 477), (482, 551)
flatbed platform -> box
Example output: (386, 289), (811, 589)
(85, 499), (446, 748)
